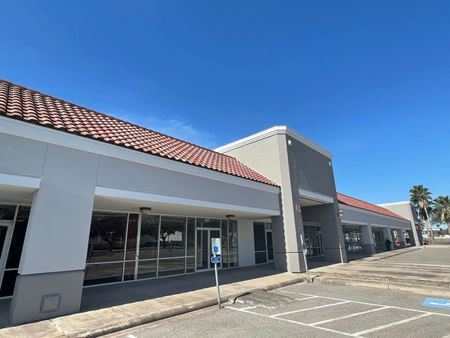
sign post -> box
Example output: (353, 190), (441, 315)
(211, 238), (222, 308)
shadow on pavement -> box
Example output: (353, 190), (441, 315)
(81, 263), (280, 312)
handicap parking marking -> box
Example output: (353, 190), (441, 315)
(277, 289), (450, 318)
(422, 297), (450, 311)
(227, 289), (450, 337)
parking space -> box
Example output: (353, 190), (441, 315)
(108, 282), (450, 338)
(228, 285), (450, 338)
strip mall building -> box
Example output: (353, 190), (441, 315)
(0, 79), (416, 324)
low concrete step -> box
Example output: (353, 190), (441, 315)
(315, 275), (450, 298)
(314, 271), (450, 289)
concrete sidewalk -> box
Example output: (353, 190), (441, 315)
(0, 265), (307, 338)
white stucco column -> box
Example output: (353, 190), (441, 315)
(10, 145), (99, 324)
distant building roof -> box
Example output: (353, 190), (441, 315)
(337, 193), (408, 221)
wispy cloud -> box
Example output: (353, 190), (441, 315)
(104, 108), (219, 149)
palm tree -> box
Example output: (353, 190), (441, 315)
(409, 185), (433, 241)
(433, 195), (450, 233)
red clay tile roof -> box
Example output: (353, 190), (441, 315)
(0, 79), (277, 186)
(337, 193), (408, 221)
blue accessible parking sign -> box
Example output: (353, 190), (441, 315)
(422, 297), (450, 310)
(210, 256), (222, 264)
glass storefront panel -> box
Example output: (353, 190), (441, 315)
(137, 259), (157, 279)
(6, 206), (30, 269)
(197, 218), (220, 228)
(186, 257), (195, 273)
(125, 214), (139, 261)
(221, 221), (229, 268)
(123, 260), (136, 281)
(186, 218), (195, 256)
(158, 258), (185, 277)
(343, 226), (363, 254)
(84, 212), (239, 287)
(254, 222), (267, 264)
(0, 205), (16, 221)
(304, 224), (323, 257)
(0, 271), (18, 297)
(139, 215), (159, 260)
(159, 216), (186, 258)
(87, 212), (128, 263)
(84, 262), (124, 285)
(229, 220), (239, 266)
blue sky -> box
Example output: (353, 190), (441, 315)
(1, 0), (449, 204)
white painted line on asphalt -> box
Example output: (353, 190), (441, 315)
(240, 306), (257, 310)
(271, 301), (350, 318)
(294, 295), (319, 301)
(126, 334), (138, 338)
(226, 306), (355, 337)
(310, 306), (390, 326)
(353, 313), (432, 336)
(278, 290), (450, 318)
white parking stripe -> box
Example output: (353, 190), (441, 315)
(310, 306), (390, 326)
(294, 295), (319, 301)
(353, 313), (432, 336)
(226, 306), (355, 337)
(271, 301), (350, 318)
(240, 306), (257, 310)
(278, 290), (450, 318)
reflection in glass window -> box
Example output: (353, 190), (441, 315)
(87, 212), (128, 263)
(6, 206), (30, 269)
(159, 216), (186, 258)
(221, 221), (228, 268)
(0, 205), (16, 221)
(125, 214), (139, 261)
(137, 259), (157, 279)
(84, 262), (124, 285)
(228, 220), (239, 267)
(158, 258), (185, 277)
(186, 218), (195, 257)
(196, 218), (220, 228)
(139, 215), (159, 259)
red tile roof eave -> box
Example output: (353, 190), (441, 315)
(337, 193), (409, 222)
(0, 78), (278, 187)
(3, 113), (279, 187)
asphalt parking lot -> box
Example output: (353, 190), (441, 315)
(108, 282), (450, 338)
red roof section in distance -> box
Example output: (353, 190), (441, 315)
(0, 79), (276, 186)
(337, 193), (408, 221)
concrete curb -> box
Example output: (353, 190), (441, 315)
(79, 276), (308, 338)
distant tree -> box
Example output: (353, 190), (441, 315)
(410, 185), (434, 241)
(433, 195), (450, 233)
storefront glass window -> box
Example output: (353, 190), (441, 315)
(86, 212), (128, 263)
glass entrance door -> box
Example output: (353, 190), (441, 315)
(196, 228), (220, 270)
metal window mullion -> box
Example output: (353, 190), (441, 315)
(184, 217), (188, 274)
(134, 213), (142, 280)
(156, 215), (161, 277)
(122, 213), (130, 282)
(194, 218), (197, 273)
